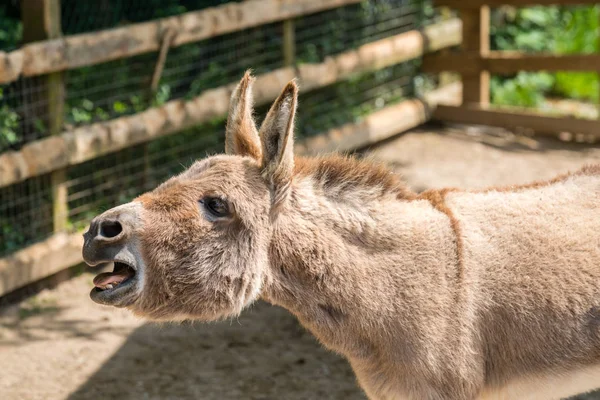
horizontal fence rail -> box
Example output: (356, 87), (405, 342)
(423, 53), (600, 74)
(435, 0), (599, 7)
(0, 0), (362, 84)
(433, 104), (600, 139)
(0, 18), (462, 188)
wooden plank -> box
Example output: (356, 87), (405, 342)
(433, 105), (600, 138)
(435, 0), (599, 7)
(0, 19), (462, 188)
(0, 232), (84, 297)
(423, 52), (600, 74)
(0, 0), (362, 85)
(0, 83), (462, 296)
(461, 6), (490, 106)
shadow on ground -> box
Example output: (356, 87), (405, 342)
(67, 301), (365, 400)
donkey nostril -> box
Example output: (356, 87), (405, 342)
(100, 220), (123, 239)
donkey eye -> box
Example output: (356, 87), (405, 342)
(200, 197), (230, 218)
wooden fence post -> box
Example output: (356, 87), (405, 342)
(461, 5), (490, 106)
(21, 0), (68, 232)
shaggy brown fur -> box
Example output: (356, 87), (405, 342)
(82, 73), (600, 400)
(295, 155), (417, 201)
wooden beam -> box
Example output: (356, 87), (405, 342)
(435, 0), (599, 8)
(0, 232), (84, 297)
(433, 105), (600, 139)
(0, 0), (362, 85)
(0, 18), (462, 188)
(461, 6), (490, 106)
(423, 52), (600, 74)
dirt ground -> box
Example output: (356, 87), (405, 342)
(2, 124), (600, 400)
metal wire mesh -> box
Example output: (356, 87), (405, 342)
(295, 0), (421, 63)
(1, 0), (432, 259)
(64, 20), (284, 128)
(292, 62), (416, 137)
(0, 174), (53, 257)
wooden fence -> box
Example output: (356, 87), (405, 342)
(0, 0), (462, 296)
(423, 0), (600, 140)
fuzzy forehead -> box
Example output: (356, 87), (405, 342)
(155, 154), (262, 190)
(137, 154), (268, 213)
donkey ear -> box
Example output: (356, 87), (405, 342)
(225, 71), (261, 160)
(259, 80), (298, 187)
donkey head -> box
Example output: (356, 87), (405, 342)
(82, 72), (298, 320)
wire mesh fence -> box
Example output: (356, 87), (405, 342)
(295, 0), (422, 63)
(0, 2), (280, 152)
(62, 21), (285, 131)
(0, 0), (435, 260)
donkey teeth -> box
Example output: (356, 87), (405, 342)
(105, 284), (114, 290)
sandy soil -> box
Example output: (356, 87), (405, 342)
(2, 125), (600, 400)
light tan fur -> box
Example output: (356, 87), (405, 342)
(83, 73), (600, 400)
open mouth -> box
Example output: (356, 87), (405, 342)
(90, 261), (140, 307)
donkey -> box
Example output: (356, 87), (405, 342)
(82, 72), (600, 400)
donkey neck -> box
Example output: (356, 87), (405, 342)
(261, 167), (460, 360)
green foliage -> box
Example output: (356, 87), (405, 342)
(0, 4), (21, 51)
(553, 6), (599, 102)
(491, 5), (599, 107)
(187, 62), (229, 99)
(0, 88), (19, 146)
(491, 72), (555, 107)
(1, 220), (26, 254)
(65, 84), (171, 125)
(0, 5), (21, 147)
(492, 7), (558, 52)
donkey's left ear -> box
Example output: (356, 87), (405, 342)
(225, 71), (262, 160)
(259, 80), (298, 188)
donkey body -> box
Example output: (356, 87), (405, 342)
(83, 73), (600, 400)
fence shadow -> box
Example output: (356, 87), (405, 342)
(66, 301), (365, 400)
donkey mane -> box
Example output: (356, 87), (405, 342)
(295, 157), (600, 205)
(294, 154), (416, 200)
(475, 163), (600, 193)
(418, 163), (600, 200)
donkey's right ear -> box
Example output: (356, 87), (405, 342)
(225, 71), (262, 160)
